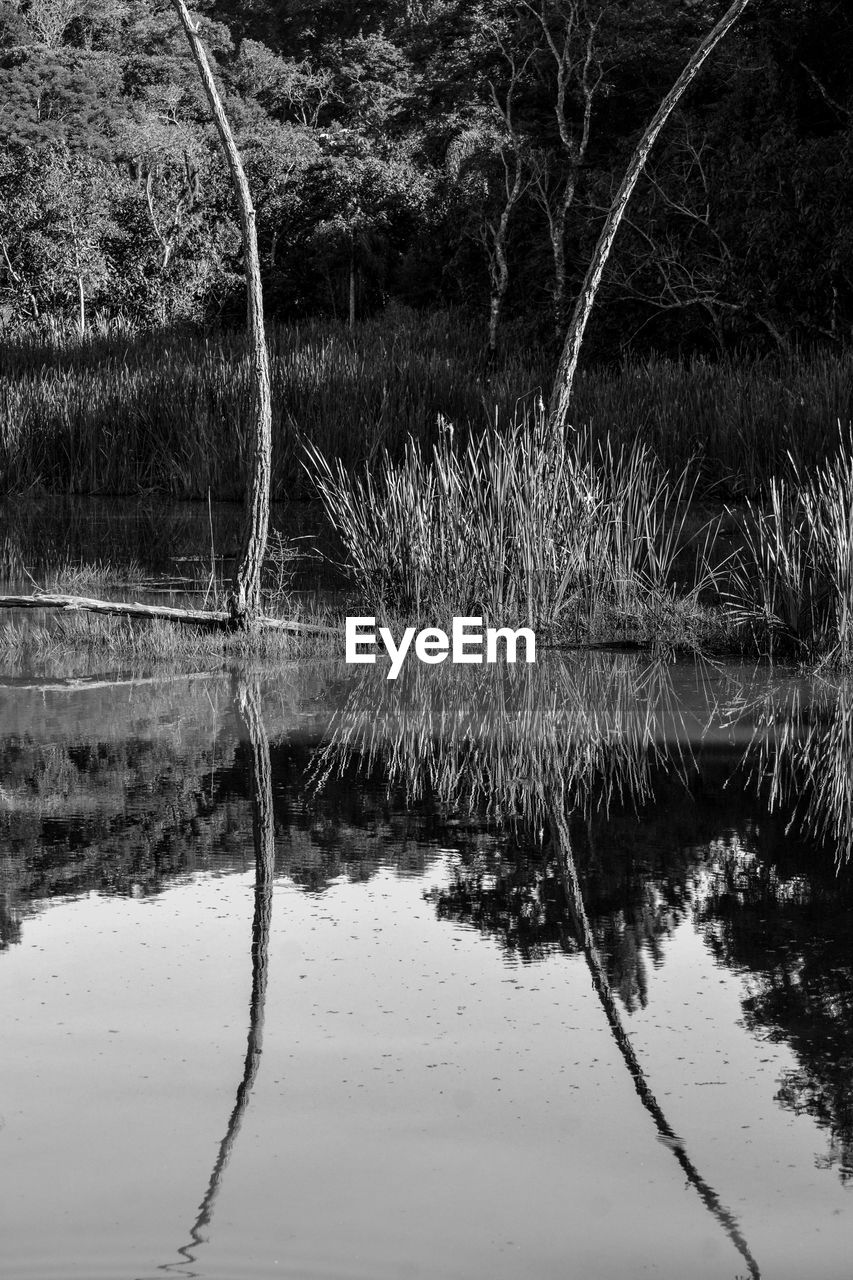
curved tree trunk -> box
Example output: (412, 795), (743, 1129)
(171, 0), (273, 626)
(546, 798), (760, 1280)
(548, 0), (752, 433)
(173, 680), (275, 1270)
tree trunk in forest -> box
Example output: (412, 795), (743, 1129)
(171, 0), (273, 627)
(480, 39), (531, 357)
(548, 0), (752, 433)
(522, 0), (603, 344)
(484, 170), (522, 358)
(487, 227), (510, 357)
(0, 239), (39, 322)
(76, 274), (85, 337)
(546, 188), (572, 341)
(348, 251), (356, 329)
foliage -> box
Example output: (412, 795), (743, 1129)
(0, 0), (850, 350)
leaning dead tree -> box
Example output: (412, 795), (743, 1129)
(171, 0), (272, 626)
(549, 0), (753, 432)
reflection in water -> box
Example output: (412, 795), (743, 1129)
(314, 659), (762, 1277)
(166, 681), (275, 1277)
(730, 675), (853, 865)
(313, 656), (716, 1013)
(310, 652), (696, 820)
(696, 837), (853, 1186)
(547, 792), (761, 1280)
(6, 656), (853, 1276)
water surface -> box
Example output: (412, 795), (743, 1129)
(2, 655), (853, 1279)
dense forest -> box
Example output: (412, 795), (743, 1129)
(1, 0), (851, 358)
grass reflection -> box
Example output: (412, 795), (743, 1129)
(310, 652), (696, 825)
(727, 674), (853, 866)
(312, 655), (761, 1277)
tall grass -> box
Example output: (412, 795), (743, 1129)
(306, 406), (722, 644)
(0, 308), (545, 498)
(2, 306), (852, 498)
(0, 607), (336, 673)
(727, 443), (853, 661)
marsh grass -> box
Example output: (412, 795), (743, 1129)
(45, 558), (148, 593)
(727, 443), (853, 662)
(0, 604), (339, 674)
(2, 308), (852, 498)
(307, 406), (727, 649)
(0, 309), (543, 498)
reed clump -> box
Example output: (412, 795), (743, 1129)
(727, 443), (853, 662)
(46, 559), (147, 593)
(307, 404), (853, 663)
(306, 407), (724, 648)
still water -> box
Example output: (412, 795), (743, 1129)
(2, 654), (853, 1279)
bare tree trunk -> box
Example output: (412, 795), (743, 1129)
(523, 0), (602, 343)
(76, 274), (85, 337)
(548, 0), (752, 432)
(545, 184), (573, 339)
(171, 0), (273, 626)
(2, 238), (40, 322)
(348, 251), (356, 329)
(481, 37), (532, 357)
(485, 205), (513, 356)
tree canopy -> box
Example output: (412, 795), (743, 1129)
(1, 0), (851, 354)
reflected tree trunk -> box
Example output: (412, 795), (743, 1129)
(546, 794), (761, 1280)
(167, 679), (275, 1274)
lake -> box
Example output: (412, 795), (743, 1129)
(2, 647), (853, 1280)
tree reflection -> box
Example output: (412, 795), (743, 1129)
(314, 654), (713, 1000)
(164, 679), (275, 1277)
(314, 655), (761, 1277)
(698, 836), (853, 1185)
(728, 674), (853, 866)
(547, 790), (760, 1278)
(6, 653), (853, 1252)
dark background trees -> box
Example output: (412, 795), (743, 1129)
(1, 0), (852, 358)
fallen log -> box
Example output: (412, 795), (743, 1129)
(0, 671), (227, 694)
(0, 593), (338, 636)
